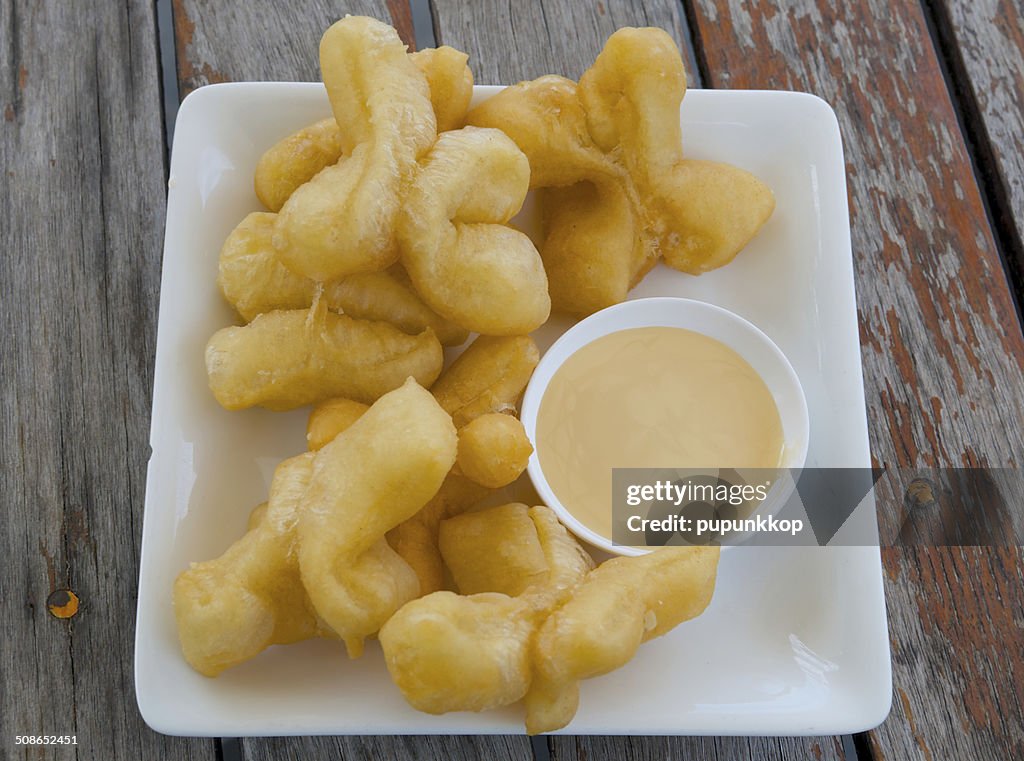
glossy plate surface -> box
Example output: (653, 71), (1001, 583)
(136, 83), (891, 736)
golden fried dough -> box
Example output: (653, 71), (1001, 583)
(577, 27), (774, 274)
(252, 46), (472, 213)
(431, 335), (540, 426)
(411, 46), (474, 132)
(380, 506), (591, 715)
(539, 181), (645, 314)
(469, 28), (773, 313)
(173, 453), (329, 677)
(380, 591), (535, 713)
(218, 214), (468, 342)
(306, 397), (369, 450)
(297, 379), (457, 657)
(304, 394), (534, 595)
(254, 118), (344, 213)
(386, 473), (489, 595)
(467, 78), (654, 315)
(387, 412), (533, 592)
(439, 503), (548, 596)
(455, 413), (533, 488)
(383, 514), (716, 733)
(468, 75), (619, 188)
(274, 17), (436, 281)
(526, 505), (595, 602)
(205, 302), (443, 410)
(525, 546), (720, 734)
(399, 127), (551, 335)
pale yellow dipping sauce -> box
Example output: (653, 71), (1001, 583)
(536, 326), (785, 541)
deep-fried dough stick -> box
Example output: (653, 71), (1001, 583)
(218, 212), (468, 345)
(524, 546), (719, 733)
(254, 46), (473, 212)
(173, 453), (329, 677)
(274, 17), (436, 281)
(399, 127), (551, 335)
(205, 301), (443, 410)
(383, 335), (540, 591)
(438, 503), (549, 596)
(578, 27), (774, 274)
(431, 335), (540, 427)
(254, 118), (344, 213)
(412, 47), (474, 132)
(469, 28), (774, 312)
(379, 506), (592, 714)
(381, 526), (717, 733)
(303, 377), (535, 596)
(467, 77), (655, 315)
(297, 379), (457, 657)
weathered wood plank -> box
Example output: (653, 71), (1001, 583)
(431, 0), (699, 85)
(938, 0), (1024, 294)
(686, 1), (1024, 759)
(550, 736), (847, 761)
(242, 734), (533, 761)
(0, 1), (214, 759)
(880, 548), (1024, 759)
(172, 0), (417, 96)
(432, 3), (846, 759)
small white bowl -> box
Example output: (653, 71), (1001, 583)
(520, 297), (810, 555)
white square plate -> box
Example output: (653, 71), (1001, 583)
(136, 83), (891, 736)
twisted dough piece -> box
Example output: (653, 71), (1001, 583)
(297, 378), (457, 657)
(254, 46), (473, 212)
(468, 27), (774, 313)
(218, 211), (468, 345)
(578, 27), (775, 274)
(398, 127), (551, 336)
(385, 334), (542, 592)
(379, 505), (594, 714)
(380, 500), (719, 734)
(205, 300), (443, 410)
(524, 545), (720, 734)
(467, 76), (655, 315)
(274, 16), (436, 281)
(173, 453), (328, 677)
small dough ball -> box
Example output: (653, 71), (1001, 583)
(456, 413), (533, 488)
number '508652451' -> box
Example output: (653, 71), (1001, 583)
(15, 736), (77, 745)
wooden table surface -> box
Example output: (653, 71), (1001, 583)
(3, 0), (1023, 759)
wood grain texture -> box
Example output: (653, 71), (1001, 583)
(431, 0), (700, 85)
(881, 548), (1024, 759)
(687, 1), (1024, 759)
(940, 0), (1024, 282)
(551, 736), (848, 761)
(172, 0), (415, 96)
(242, 734), (533, 761)
(0, 1), (213, 759)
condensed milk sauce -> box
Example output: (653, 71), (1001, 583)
(536, 327), (785, 539)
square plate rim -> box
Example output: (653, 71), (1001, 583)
(136, 81), (892, 737)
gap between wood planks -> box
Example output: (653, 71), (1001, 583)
(919, 0), (1024, 329)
